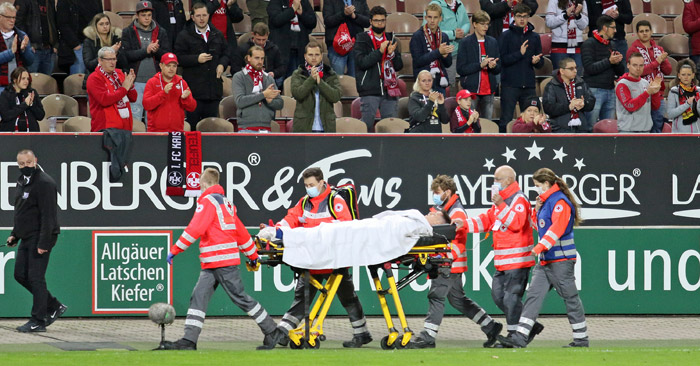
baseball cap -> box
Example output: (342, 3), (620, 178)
(456, 89), (477, 101)
(161, 52), (179, 65)
(136, 1), (154, 13)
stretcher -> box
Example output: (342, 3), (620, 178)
(253, 224), (456, 349)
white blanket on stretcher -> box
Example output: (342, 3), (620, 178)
(280, 209), (433, 270)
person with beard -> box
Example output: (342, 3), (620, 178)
(240, 23), (286, 88)
(290, 42), (341, 132)
(667, 59), (700, 133)
(0, 67), (44, 132)
(410, 3), (453, 95)
(354, 6), (402, 131)
(142, 52), (197, 132)
(231, 45), (283, 130)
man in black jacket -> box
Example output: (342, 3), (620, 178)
(542, 57), (596, 132)
(55, 0), (102, 74)
(586, 0), (632, 62)
(14, 0), (58, 75)
(195, 0), (245, 73)
(240, 22), (286, 88)
(322, 0), (370, 77)
(267, 0), (317, 79)
(354, 6), (402, 131)
(122, 1), (171, 122)
(7, 149), (66, 333)
(174, 2), (229, 129)
(152, 0), (187, 50)
(479, 0), (538, 40)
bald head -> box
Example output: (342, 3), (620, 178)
(494, 165), (516, 187)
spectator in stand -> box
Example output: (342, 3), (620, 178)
(143, 52), (197, 132)
(83, 14), (128, 90)
(425, 0), (470, 95)
(86, 47), (137, 132)
(195, 0), (245, 71)
(411, 3), (453, 95)
(451, 89), (481, 133)
(152, 0), (187, 50)
(615, 52), (662, 133)
(457, 10), (500, 120)
(667, 59), (700, 133)
(546, 0), (587, 77)
(684, 0), (700, 73)
(627, 20), (672, 134)
(406, 70), (449, 133)
(322, 0), (370, 77)
(122, 1), (171, 123)
(291, 42), (341, 132)
(479, 0), (538, 39)
(174, 2), (229, 129)
(231, 45), (283, 130)
(581, 15), (624, 128)
(268, 0), (316, 79)
(512, 97), (551, 133)
(241, 23), (286, 88)
(0, 3), (34, 93)
(354, 6), (402, 131)
(248, 0), (270, 27)
(56, 0), (102, 75)
(498, 3), (543, 133)
(0, 67), (44, 132)
(542, 57), (595, 133)
(585, 0), (632, 65)
(14, 0), (57, 75)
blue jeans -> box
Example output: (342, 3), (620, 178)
(69, 46), (86, 75)
(28, 47), (55, 75)
(587, 87), (616, 128)
(133, 82), (147, 122)
(550, 53), (583, 78)
(285, 49), (300, 78)
(328, 48), (356, 77)
(650, 98), (666, 133)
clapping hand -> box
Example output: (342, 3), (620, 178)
(428, 90), (439, 102)
(25, 91), (35, 106)
(436, 92), (445, 104)
(262, 84), (280, 102)
(164, 82), (174, 94)
(467, 110), (479, 125)
(609, 51), (623, 64)
(520, 39), (529, 55)
(123, 69), (136, 90)
(455, 28), (465, 39)
(112, 41), (122, 52)
(147, 39), (160, 54)
(20, 35), (29, 52)
(181, 88), (191, 99)
(532, 53), (542, 65)
(387, 39), (398, 55)
(488, 57), (499, 68)
(647, 75), (662, 95)
(438, 42), (453, 57)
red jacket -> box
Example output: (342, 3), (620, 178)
(512, 116), (552, 133)
(87, 68), (137, 132)
(626, 39), (672, 109)
(460, 182), (535, 271)
(431, 194), (468, 274)
(684, 0), (700, 56)
(171, 184), (258, 269)
(616, 73), (656, 111)
(143, 72), (197, 132)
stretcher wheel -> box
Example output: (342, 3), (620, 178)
(395, 340), (407, 349)
(318, 334), (326, 341)
(290, 341), (304, 350)
(305, 339), (320, 349)
(380, 336), (395, 350)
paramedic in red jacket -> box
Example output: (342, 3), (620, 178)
(409, 175), (503, 349)
(161, 168), (285, 350)
(142, 52), (196, 131)
(258, 167), (372, 349)
(457, 165), (542, 342)
(86, 47), (137, 132)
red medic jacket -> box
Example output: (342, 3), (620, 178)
(431, 194), (468, 274)
(171, 184), (258, 269)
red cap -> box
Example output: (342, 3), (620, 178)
(160, 52), (179, 65)
(456, 89), (477, 101)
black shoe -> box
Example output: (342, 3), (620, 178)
(16, 320), (46, 333)
(407, 336), (436, 349)
(159, 338), (197, 350)
(497, 334), (526, 348)
(257, 328), (287, 350)
(563, 340), (589, 348)
(277, 329), (289, 347)
(46, 304), (68, 327)
(483, 321), (503, 348)
(342, 332), (372, 348)
(527, 322), (544, 344)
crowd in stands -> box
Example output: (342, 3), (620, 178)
(0, 0), (698, 134)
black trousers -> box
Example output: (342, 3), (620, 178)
(14, 236), (60, 325)
(500, 86), (537, 132)
(186, 99), (220, 130)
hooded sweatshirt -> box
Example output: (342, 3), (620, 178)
(615, 72), (652, 132)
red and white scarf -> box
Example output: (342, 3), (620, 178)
(454, 106), (470, 127)
(637, 42), (663, 83)
(423, 25), (448, 88)
(565, 0), (577, 48)
(592, 29), (609, 45)
(305, 61), (323, 78)
(601, 0), (617, 14)
(448, 0), (458, 14)
(561, 73), (581, 127)
(290, 0), (300, 32)
(503, 0), (518, 31)
(14, 94), (29, 132)
(369, 30), (401, 96)
(98, 65), (130, 116)
(244, 63), (265, 93)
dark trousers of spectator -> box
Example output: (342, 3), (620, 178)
(500, 87), (536, 133)
(14, 236), (61, 325)
(187, 99), (220, 130)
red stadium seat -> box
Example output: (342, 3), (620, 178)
(593, 119), (619, 133)
(662, 122), (672, 133)
(540, 33), (552, 56)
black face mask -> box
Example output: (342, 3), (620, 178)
(371, 26), (385, 35)
(20, 166), (36, 177)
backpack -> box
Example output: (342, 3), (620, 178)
(302, 183), (359, 220)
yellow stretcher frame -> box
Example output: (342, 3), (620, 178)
(253, 237), (452, 350)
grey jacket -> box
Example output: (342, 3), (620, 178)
(616, 76), (652, 132)
(667, 84), (700, 133)
(231, 69), (283, 129)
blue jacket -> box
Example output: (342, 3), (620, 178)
(410, 28), (452, 90)
(537, 190), (576, 263)
(457, 33), (501, 94)
(498, 22), (543, 89)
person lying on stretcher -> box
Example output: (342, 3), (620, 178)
(257, 209), (452, 270)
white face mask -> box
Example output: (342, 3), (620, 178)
(535, 186), (544, 195)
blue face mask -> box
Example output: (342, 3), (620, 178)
(306, 185), (320, 198)
(432, 193), (444, 206)
(493, 182), (503, 191)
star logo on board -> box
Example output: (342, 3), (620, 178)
(552, 147), (568, 163)
(502, 147), (517, 162)
(574, 158), (586, 171)
(524, 140), (544, 160)
(483, 158), (495, 171)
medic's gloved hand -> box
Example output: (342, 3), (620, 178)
(246, 258), (260, 272)
(258, 226), (277, 241)
(167, 252), (175, 265)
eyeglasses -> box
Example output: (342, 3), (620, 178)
(563, 67), (577, 71)
(100, 57), (117, 61)
(371, 19), (386, 23)
(0, 14), (16, 20)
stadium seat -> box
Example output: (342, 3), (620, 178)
(593, 119), (618, 133)
(506, 120), (515, 133)
(537, 76), (552, 97)
(111, 1), (136, 15)
(444, 96), (458, 125)
(396, 78), (408, 97)
(441, 120), (450, 133)
(103, 11), (123, 29)
(63, 116), (91, 132)
(479, 119), (499, 133)
(367, 0), (397, 14)
(236, 14), (252, 35)
(336, 117), (368, 133)
(536, 0), (549, 15)
(629, 0), (644, 15)
(283, 77), (293, 96)
(386, 13), (421, 36)
(674, 15), (686, 35)
(632, 14), (668, 36)
(219, 95), (237, 121)
(238, 32), (252, 47)
(41, 94), (79, 118)
(530, 15), (547, 34)
(31, 73), (58, 96)
(651, 0), (684, 17)
(277, 96), (297, 119)
(658, 34), (690, 58)
(397, 96), (410, 119)
(338, 75), (359, 99)
(375, 117), (409, 133)
(404, 0), (431, 15)
(132, 119), (146, 132)
(63, 73), (85, 96)
(238, 0), (249, 14)
(540, 33), (552, 56)
(626, 33), (638, 49)
(196, 117), (235, 132)
(222, 76), (232, 97)
(38, 119), (51, 132)
(183, 121), (192, 131)
(667, 57), (678, 78)
(535, 57), (553, 79)
(398, 52), (413, 77)
(312, 12), (325, 34)
(463, 0), (480, 14)
(662, 122), (672, 133)
(333, 101), (343, 117)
